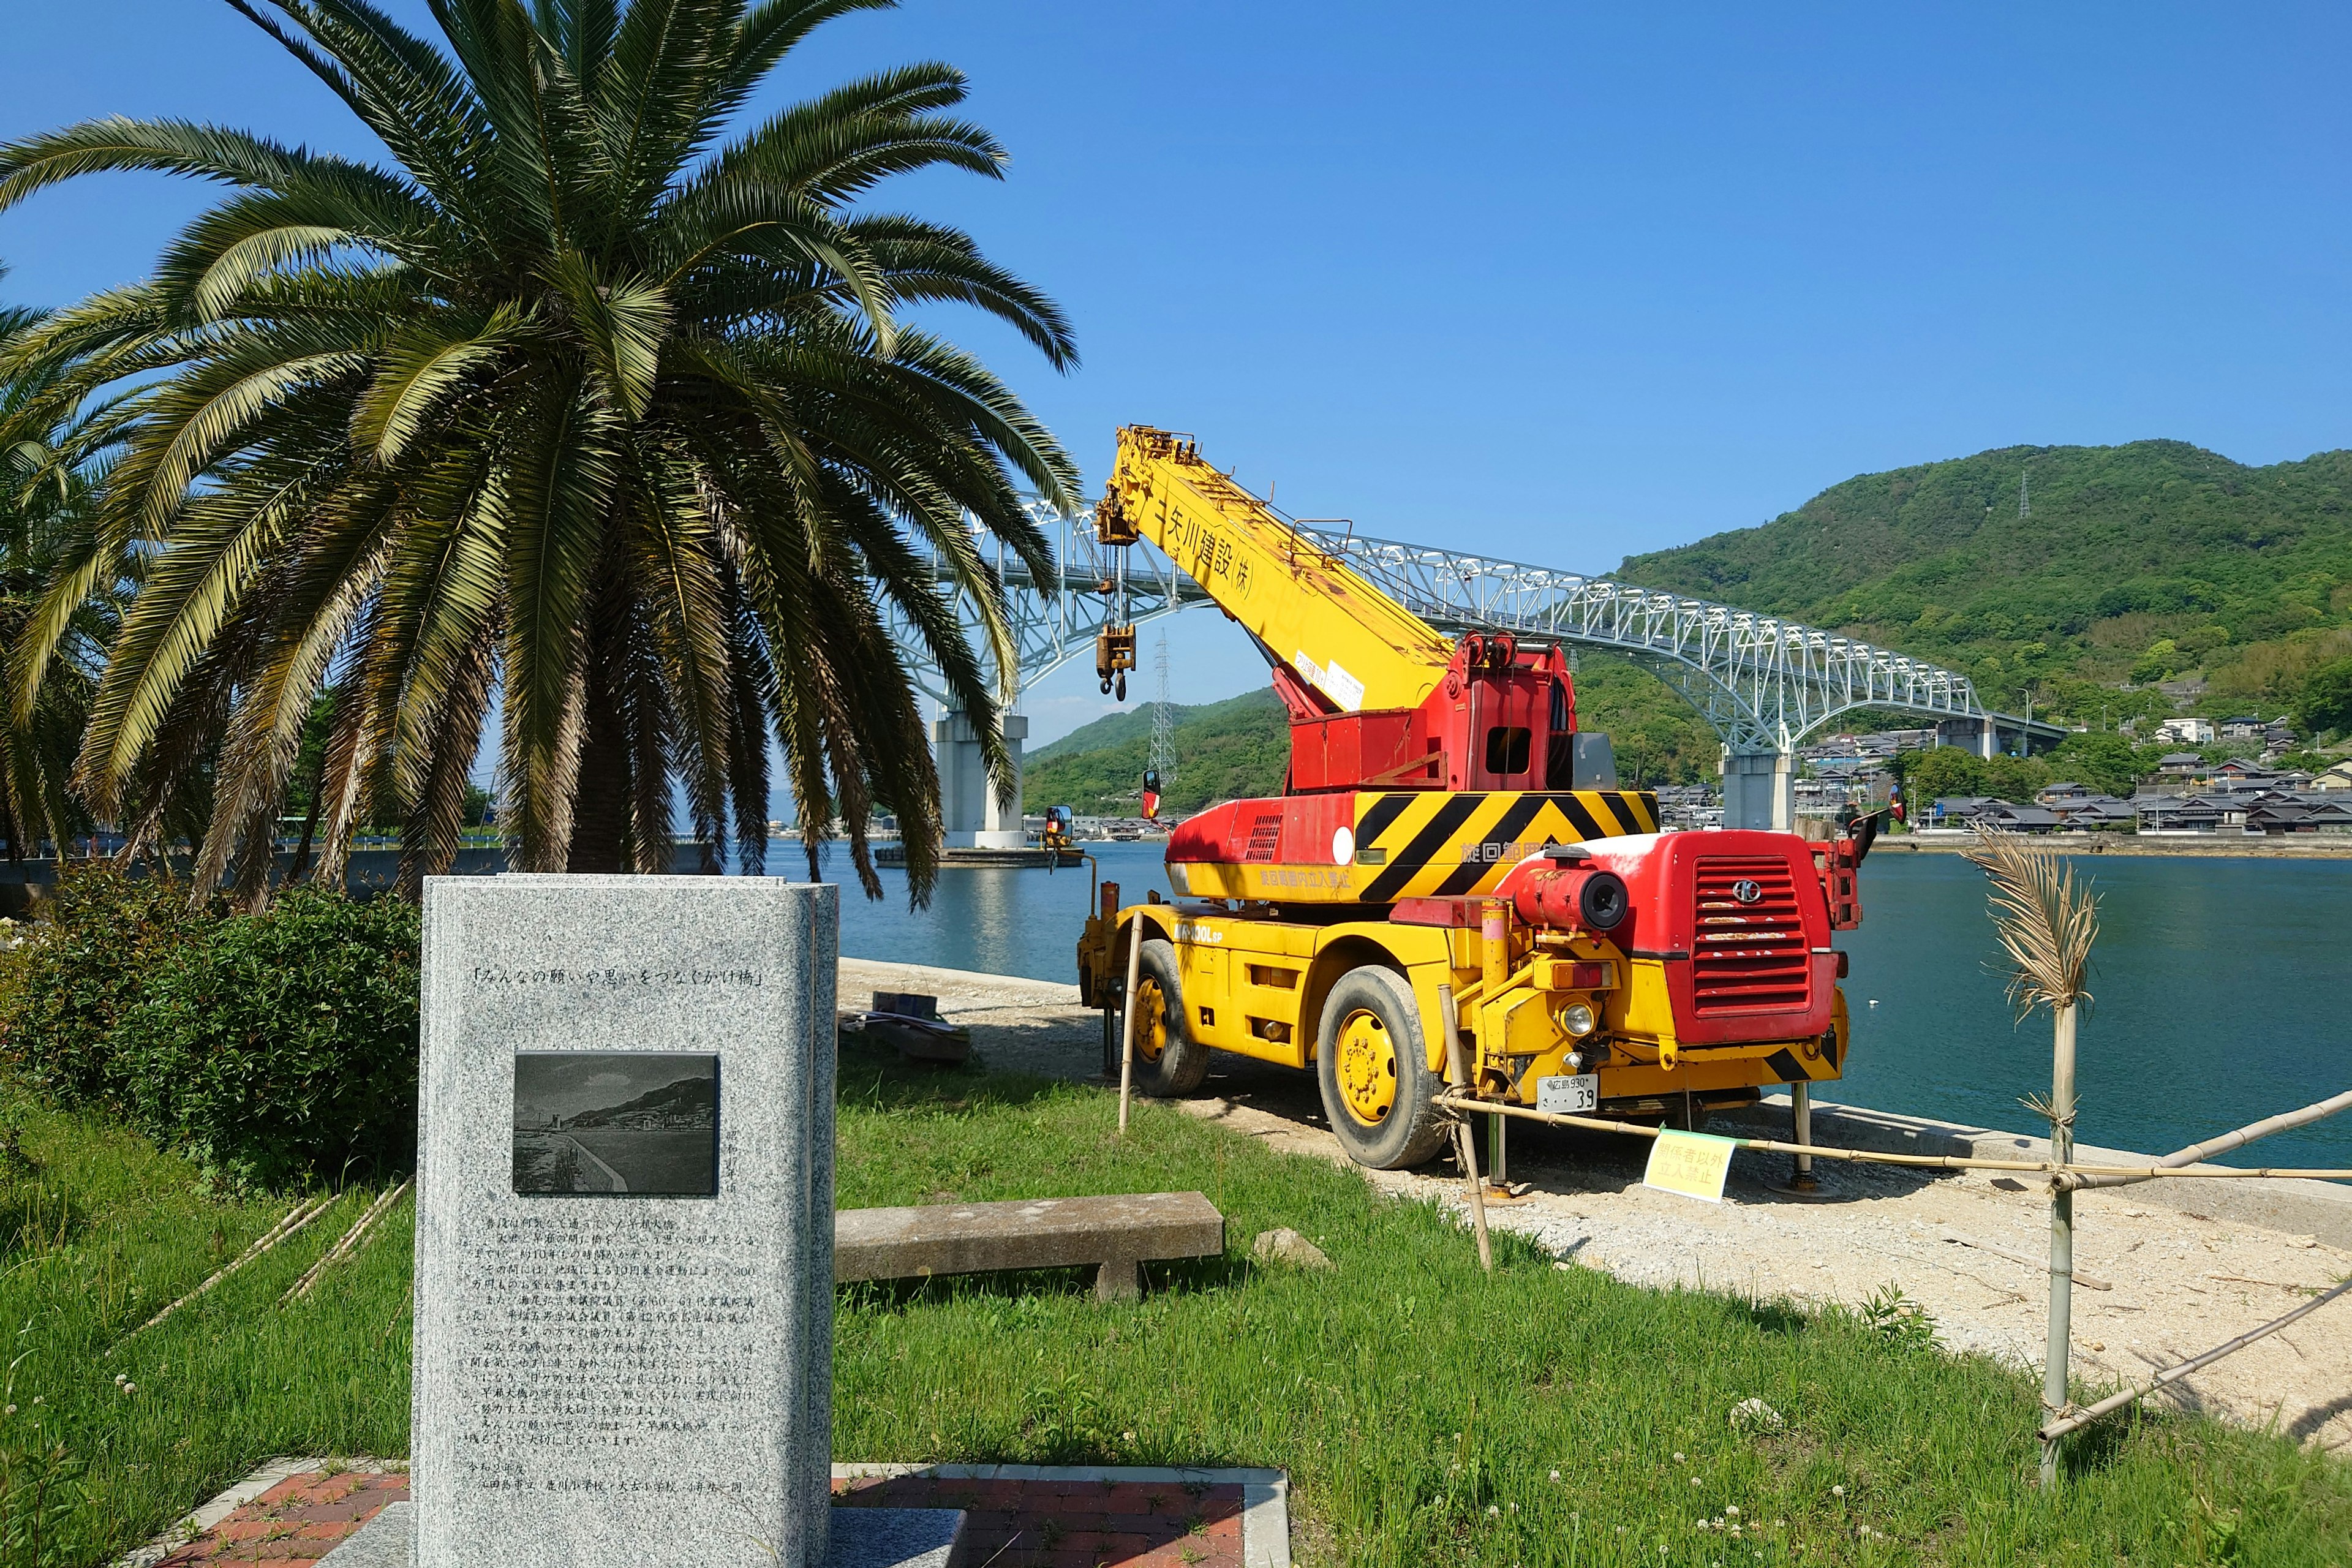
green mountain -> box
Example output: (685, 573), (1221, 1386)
(1023, 658), (1722, 812)
(1619, 440), (2352, 727)
(1024, 688), (1290, 813)
(1023, 439), (2352, 807)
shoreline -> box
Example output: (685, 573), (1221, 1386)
(1878, 832), (2352, 859)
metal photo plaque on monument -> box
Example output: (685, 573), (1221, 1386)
(413, 876), (837, 1568)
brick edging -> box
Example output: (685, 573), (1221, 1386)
(111, 1458), (406, 1568)
(834, 1463), (1291, 1567)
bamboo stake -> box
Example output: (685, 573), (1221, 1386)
(2060, 1088), (2352, 1192)
(284, 1180), (411, 1305)
(1428, 1095), (2352, 1180)
(124, 1193), (337, 1340)
(2037, 1275), (2352, 1443)
(1958, 825), (2099, 1490)
(1438, 984), (1491, 1273)
(1116, 917), (1144, 1136)
(2042, 1001), (2078, 1488)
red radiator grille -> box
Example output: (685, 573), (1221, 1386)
(1691, 857), (1810, 1014)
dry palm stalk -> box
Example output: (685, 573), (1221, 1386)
(124, 1192), (339, 1340)
(1962, 823), (2098, 1489)
(283, 1181), (411, 1305)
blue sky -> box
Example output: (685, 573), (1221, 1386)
(4, 2), (2347, 745)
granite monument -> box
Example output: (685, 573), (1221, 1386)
(413, 875), (845, 1567)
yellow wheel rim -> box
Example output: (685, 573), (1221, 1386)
(1334, 1008), (1397, 1128)
(1134, 977), (1168, 1064)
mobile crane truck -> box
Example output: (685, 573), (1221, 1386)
(1076, 428), (1871, 1170)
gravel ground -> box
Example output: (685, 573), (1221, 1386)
(839, 957), (2352, 1452)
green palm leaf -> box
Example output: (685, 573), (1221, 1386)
(2, 0), (1074, 898)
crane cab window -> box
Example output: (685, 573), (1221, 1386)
(1484, 725), (1532, 775)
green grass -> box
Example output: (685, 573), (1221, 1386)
(0, 1090), (410, 1567)
(2, 1044), (2345, 1566)
(835, 1042), (2352, 1566)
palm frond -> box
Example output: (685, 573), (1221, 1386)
(1962, 823), (2099, 1019)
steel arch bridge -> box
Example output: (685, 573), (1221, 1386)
(889, 500), (2059, 763)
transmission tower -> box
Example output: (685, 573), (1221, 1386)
(2019, 466), (2030, 519)
(1149, 633), (1177, 798)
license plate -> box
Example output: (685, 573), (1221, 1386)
(1536, 1073), (1599, 1115)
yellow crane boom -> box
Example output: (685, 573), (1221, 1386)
(1096, 427), (1452, 714)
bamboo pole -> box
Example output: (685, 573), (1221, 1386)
(1116, 917), (1144, 1136)
(2060, 1088), (2352, 1192)
(2038, 1275), (2352, 1444)
(1420, 1100), (2352, 1185)
(283, 1180), (412, 1305)
(2042, 1000), (2078, 1488)
(1439, 984), (1491, 1273)
(1426, 1095), (2352, 1180)
(124, 1193), (338, 1340)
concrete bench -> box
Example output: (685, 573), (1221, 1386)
(834, 1192), (1225, 1302)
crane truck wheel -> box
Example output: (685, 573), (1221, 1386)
(1315, 967), (1449, 1170)
(1129, 939), (1212, 1097)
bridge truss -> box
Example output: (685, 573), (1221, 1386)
(889, 501), (2057, 761)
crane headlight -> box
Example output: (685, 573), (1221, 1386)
(1559, 1002), (1597, 1038)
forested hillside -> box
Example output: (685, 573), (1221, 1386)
(1023, 689), (1290, 813)
(1025, 440), (2352, 809)
(1620, 440), (2352, 731)
(1022, 655), (1723, 812)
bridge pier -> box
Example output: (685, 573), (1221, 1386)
(1720, 747), (1795, 833)
(933, 710), (1029, 850)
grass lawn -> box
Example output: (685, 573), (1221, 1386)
(834, 1041), (2352, 1567)
(0, 1092), (411, 1568)
(0, 1044), (2344, 1566)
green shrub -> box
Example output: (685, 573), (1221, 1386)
(111, 889), (420, 1193)
(0, 867), (216, 1112)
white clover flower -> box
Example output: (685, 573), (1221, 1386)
(121, 1383), (135, 1395)
(1549, 1469), (1561, 1481)
(1487, 1505), (1499, 1518)
(2, 1404), (13, 1415)
(1725, 1506), (1739, 1517)
(1830, 1484), (1844, 1498)
(1673, 1451), (1686, 1463)
(1690, 1477), (1703, 1488)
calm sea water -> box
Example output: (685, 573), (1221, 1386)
(827, 841), (2352, 1170)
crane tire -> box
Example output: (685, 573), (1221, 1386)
(1128, 938), (1212, 1097)
(1316, 965), (1449, 1170)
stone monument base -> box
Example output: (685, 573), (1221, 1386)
(319, 1502), (968, 1567)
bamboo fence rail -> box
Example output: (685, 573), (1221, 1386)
(1428, 1095), (2352, 1182)
(2037, 1276), (2352, 1444)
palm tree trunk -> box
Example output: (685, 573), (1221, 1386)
(2041, 1000), (2078, 1487)
(567, 627), (631, 875)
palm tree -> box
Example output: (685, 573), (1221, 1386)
(0, 0), (1078, 902)
(0, 273), (127, 864)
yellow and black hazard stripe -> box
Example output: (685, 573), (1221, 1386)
(1351, 790), (1659, 903)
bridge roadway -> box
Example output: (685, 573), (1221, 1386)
(888, 501), (2064, 840)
